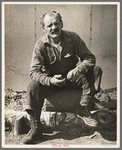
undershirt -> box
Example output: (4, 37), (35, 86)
(52, 42), (62, 60)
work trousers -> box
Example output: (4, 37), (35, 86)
(24, 66), (102, 115)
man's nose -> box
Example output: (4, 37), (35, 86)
(52, 24), (56, 29)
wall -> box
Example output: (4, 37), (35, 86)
(91, 5), (117, 90)
(5, 5), (35, 90)
(4, 4), (117, 91)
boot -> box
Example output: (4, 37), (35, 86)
(21, 110), (43, 144)
(76, 106), (98, 127)
(75, 94), (98, 127)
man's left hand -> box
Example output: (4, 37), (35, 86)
(66, 67), (81, 82)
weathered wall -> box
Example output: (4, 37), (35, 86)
(5, 4), (35, 90)
(91, 5), (117, 90)
(5, 4), (117, 90)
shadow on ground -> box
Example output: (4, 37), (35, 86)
(32, 121), (117, 144)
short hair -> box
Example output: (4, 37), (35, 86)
(40, 11), (63, 29)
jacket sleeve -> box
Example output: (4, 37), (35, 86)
(73, 32), (96, 74)
(30, 41), (51, 86)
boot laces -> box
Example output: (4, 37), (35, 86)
(30, 113), (39, 130)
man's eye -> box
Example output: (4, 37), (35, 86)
(54, 23), (59, 26)
(48, 24), (52, 27)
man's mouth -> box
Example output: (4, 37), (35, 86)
(51, 29), (59, 34)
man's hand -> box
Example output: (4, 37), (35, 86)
(50, 75), (66, 87)
(67, 67), (81, 82)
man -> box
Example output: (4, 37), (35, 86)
(21, 11), (102, 144)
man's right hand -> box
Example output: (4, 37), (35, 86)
(50, 75), (66, 87)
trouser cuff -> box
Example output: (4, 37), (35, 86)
(23, 104), (40, 115)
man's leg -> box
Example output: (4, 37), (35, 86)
(78, 66), (102, 106)
(85, 65), (103, 94)
(21, 80), (58, 144)
(74, 66), (103, 127)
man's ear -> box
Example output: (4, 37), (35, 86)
(42, 26), (46, 33)
(61, 21), (63, 28)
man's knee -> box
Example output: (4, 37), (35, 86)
(94, 66), (103, 76)
(27, 80), (42, 93)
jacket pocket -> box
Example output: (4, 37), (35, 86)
(63, 53), (74, 68)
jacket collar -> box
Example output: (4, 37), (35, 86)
(42, 33), (50, 45)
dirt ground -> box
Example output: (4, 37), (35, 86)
(5, 122), (117, 147)
(4, 88), (117, 147)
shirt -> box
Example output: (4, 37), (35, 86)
(30, 30), (96, 86)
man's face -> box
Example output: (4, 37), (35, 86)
(43, 14), (63, 39)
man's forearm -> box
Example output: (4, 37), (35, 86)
(77, 55), (96, 74)
(30, 71), (52, 86)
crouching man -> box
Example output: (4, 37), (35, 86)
(21, 11), (102, 144)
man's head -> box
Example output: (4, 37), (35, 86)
(40, 11), (63, 39)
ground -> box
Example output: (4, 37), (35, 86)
(4, 88), (117, 147)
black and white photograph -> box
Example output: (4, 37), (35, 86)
(2, 2), (120, 148)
